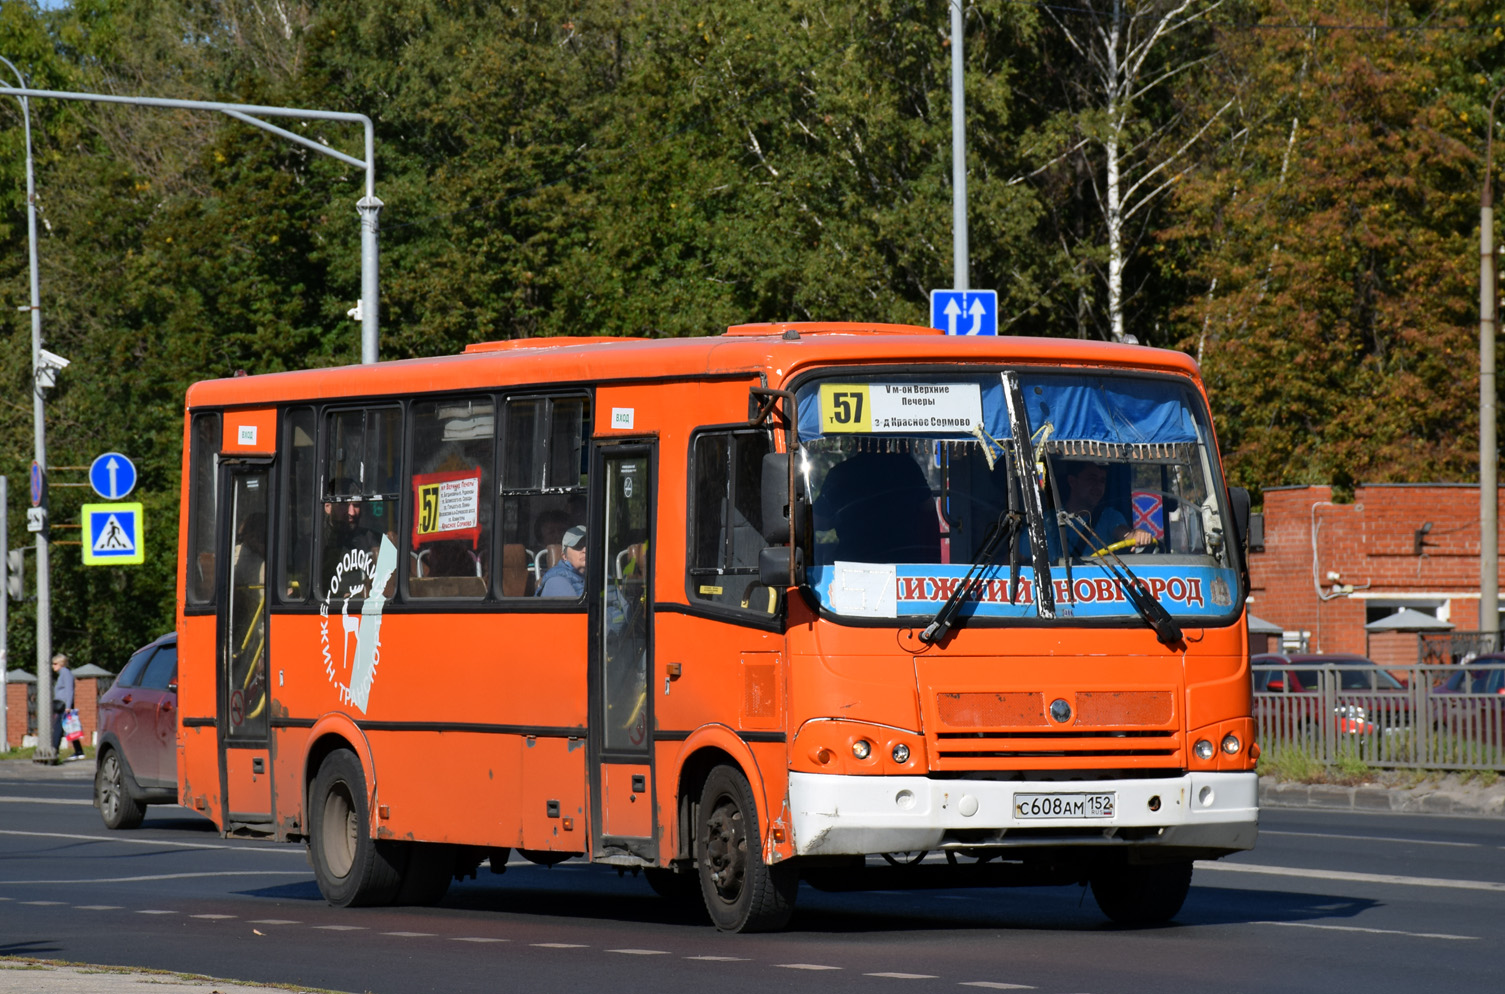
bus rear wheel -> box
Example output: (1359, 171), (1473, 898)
(696, 765), (797, 933)
(308, 750), (403, 907)
(1089, 858), (1193, 925)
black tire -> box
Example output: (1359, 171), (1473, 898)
(1089, 859), (1193, 925)
(696, 765), (798, 933)
(95, 750), (144, 831)
(307, 750), (403, 907)
(393, 842), (454, 906)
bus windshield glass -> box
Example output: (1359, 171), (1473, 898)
(794, 370), (1241, 626)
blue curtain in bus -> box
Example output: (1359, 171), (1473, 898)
(1017, 373), (1199, 445)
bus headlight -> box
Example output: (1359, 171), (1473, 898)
(852, 739), (872, 760)
(891, 743), (910, 763)
(1221, 733), (1241, 755)
(1193, 738), (1215, 761)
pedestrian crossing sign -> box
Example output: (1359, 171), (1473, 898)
(82, 502), (145, 566)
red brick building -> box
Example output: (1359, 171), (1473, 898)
(1248, 484), (1504, 660)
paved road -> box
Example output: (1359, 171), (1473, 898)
(2, 766), (1502, 994)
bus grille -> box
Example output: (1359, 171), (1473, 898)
(930, 691), (1180, 770)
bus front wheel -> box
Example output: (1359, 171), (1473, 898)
(308, 750), (403, 907)
(696, 765), (797, 932)
(1089, 858), (1193, 925)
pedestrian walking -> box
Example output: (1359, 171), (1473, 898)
(51, 653), (85, 762)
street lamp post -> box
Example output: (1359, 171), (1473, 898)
(0, 84), (381, 363)
(0, 56), (54, 763)
(1481, 84), (1505, 649)
(950, 0), (969, 292)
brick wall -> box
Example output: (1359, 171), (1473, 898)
(5, 682), (31, 746)
(3, 676), (101, 749)
(1249, 484), (1504, 656)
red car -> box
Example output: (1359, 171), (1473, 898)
(94, 633), (178, 829)
(1252, 652), (1409, 737)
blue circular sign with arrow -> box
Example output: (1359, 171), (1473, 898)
(89, 452), (137, 501)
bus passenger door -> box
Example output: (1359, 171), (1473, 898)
(589, 444), (657, 860)
(217, 465), (274, 831)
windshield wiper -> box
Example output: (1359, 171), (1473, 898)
(919, 510), (1023, 645)
(1058, 512), (1185, 649)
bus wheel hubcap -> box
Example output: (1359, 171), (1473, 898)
(706, 798), (746, 901)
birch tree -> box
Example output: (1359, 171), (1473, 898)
(1019, 0), (1231, 342)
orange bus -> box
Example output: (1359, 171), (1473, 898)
(175, 323), (1257, 932)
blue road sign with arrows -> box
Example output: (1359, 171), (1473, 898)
(929, 289), (998, 336)
(89, 452), (137, 500)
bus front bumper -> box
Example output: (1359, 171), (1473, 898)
(787, 771), (1258, 859)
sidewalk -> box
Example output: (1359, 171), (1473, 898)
(1258, 772), (1505, 817)
(0, 962), (333, 994)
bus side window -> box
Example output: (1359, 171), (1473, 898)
(186, 411), (222, 606)
(500, 394), (590, 598)
(408, 397), (495, 599)
(278, 407), (316, 601)
(688, 429), (778, 616)
(320, 406), (403, 603)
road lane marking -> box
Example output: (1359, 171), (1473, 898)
(1260, 830), (1481, 848)
(960, 984), (1036, 990)
(452, 937), (508, 943)
(76, 905), (122, 911)
(191, 914), (235, 919)
(18, 900), (65, 905)
(1197, 860), (1505, 892)
(607, 949), (670, 955)
(867, 973), (940, 979)
(1252, 920), (1479, 941)
(312, 925), (365, 931)
(0, 828), (302, 853)
(0, 795), (93, 806)
(137, 910), (178, 915)
(776, 964), (842, 971)
(685, 956), (750, 962)
(382, 932), (435, 937)
(249, 919), (300, 925)
(1, 871), (309, 885)
(532, 943), (587, 949)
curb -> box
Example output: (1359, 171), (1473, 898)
(1258, 775), (1505, 818)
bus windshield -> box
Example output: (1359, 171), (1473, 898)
(795, 369), (1241, 626)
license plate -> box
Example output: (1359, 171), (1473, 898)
(1014, 792), (1116, 819)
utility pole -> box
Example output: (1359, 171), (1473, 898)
(1481, 85), (1505, 649)
(950, 0), (969, 291)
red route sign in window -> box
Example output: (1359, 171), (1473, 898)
(411, 468), (483, 548)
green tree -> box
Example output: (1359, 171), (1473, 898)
(1165, 0), (1497, 492)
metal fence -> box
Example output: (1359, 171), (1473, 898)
(1253, 662), (1505, 771)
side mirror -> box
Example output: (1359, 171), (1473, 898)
(1228, 486), (1251, 550)
(761, 452), (791, 544)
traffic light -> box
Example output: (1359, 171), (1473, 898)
(6, 548), (23, 601)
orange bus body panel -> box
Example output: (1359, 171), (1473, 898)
(176, 324), (1252, 889)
